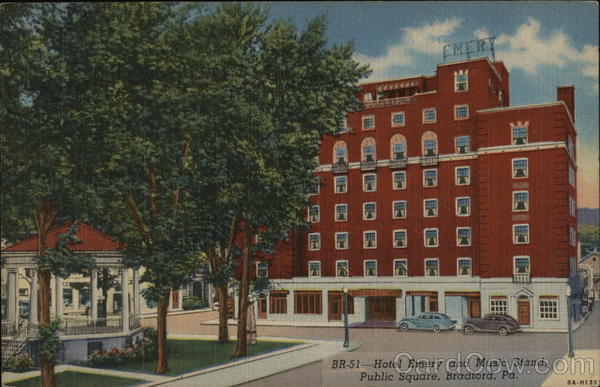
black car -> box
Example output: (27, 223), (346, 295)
(462, 314), (520, 335)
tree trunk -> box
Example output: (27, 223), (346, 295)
(34, 201), (58, 387)
(154, 294), (170, 374)
(216, 283), (229, 343)
(234, 230), (252, 357)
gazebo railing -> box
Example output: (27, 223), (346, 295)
(2, 320), (17, 336)
(129, 315), (141, 330)
(61, 317), (122, 335)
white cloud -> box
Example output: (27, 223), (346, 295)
(473, 28), (490, 40)
(354, 18), (462, 81)
(496, 17), (598, 80)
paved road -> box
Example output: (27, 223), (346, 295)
(241, 304), (600, 387)
(142, 306), (599, 386)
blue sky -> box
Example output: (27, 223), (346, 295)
(253, 1), (599, 208)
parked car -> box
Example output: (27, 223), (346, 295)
(397, 312), (457, 333)
(462, 314), (520, 335)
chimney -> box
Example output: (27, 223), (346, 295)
(557, 86), (575, 121)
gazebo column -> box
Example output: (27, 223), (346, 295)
(30, 269), (38, 325)
(133, 269), (140, 317)
(91, 267), (98, 322)
(121, 268), (129, 332)
(7, 268), (18, 329)
(55, 275), (63, 320)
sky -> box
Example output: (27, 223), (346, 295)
(249, 1), (599, 209)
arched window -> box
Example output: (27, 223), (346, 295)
(422, 131), (438, 156)
(390, 134), (407, 160)
(361, 137), (376, 162)
(333, 141), (348, 164)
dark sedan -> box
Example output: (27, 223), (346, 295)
(462, 314), (520, 335)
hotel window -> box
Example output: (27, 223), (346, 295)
(425, 259), (439, 276)
(455, 136), (470, 154)
(309, 179), (320, 195)
(512, 127), (528, 145)
(309, 205), (320, 222)
(363, 173), (376, 192)
(423, 169), (438, 187)
(456, 166), (470, 185)
(308, 261), (321, 277)
(568, 136), (574, 158)
(256, 262), (268, 278)
(335, 204), (348, 221)
(363, 202), (376, 220)
(455, 71), (468, 91)
(539, 297), (559, 320)
(393, 201), (407, 219)
(363, 92), (373, 102)
(424, 199), (438, 217)
(456, 197), (471, 216)
(335, 232), (349, 250)
(335, 176), (347, 193)
(394, 259), (408, 277)
(393, 171), (406, 190)
(308, 233), (321, 250)
(457, 258), (472, 276)
(513, 225), (529, 244)
(336, 260), (349, 277)
(392, 112), (406, 127)
(362, 115), (375, 130)
(498, 90), (504, 106)
(269, 292), (287, 314)
(457, 227), (471, 246)
(454, 105), (469, 120)
(513, 191), (529, 212)
(568, 166), (575, 187)
(363, 231), (377, 249)
(424, 228), (439, 247)
(570, 227), (576, 246)
(512, 158), (528, 178)
(294, 291), (321, 314)
(490, 297), (508, 314)
(394, 230), (407, 248)
(363, 144), (376, 161)
(423, 139), (437, 156)
(423, 108), (436, 123)
(364, 260), (377, 277)
(392, 142), (406, 160)
(569, 197), (576, 217)
(514, 256), (530, 274)
(334, 144), (348, 164)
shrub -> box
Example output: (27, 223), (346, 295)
(6, 353), (34, 372)
(182, 296), (207, 310)
(85, 327), (157, 367)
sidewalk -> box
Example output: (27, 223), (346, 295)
(202, 318), (346, 328)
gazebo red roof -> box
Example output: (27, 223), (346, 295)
(3, 221), (125, 252)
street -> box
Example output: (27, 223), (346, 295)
(239, 304), (600, 387)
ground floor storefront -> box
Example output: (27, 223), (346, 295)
(234, 277), (571, 332)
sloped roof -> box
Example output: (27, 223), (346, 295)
(3, 221), (125, 252)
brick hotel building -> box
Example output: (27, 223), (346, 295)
(245, 57), (578, 332)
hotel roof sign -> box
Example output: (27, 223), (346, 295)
(443, 37), (496, 62)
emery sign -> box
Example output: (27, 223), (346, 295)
(443, 37), (496, 61)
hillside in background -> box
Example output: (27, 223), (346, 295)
(578, 208), (600, 226)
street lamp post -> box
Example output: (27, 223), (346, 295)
(566, 284), (574, 358)
(343, 287), (349, 347)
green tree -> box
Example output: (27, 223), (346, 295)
(1, 4), (109, 385)
(580, 225), (600, 255)
(182, 3), (369, 357)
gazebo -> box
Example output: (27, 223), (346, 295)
(1, 221), (144, 364)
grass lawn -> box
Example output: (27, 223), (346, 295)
(96, 339), (297, 375)
(7, 371), (146, 387)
